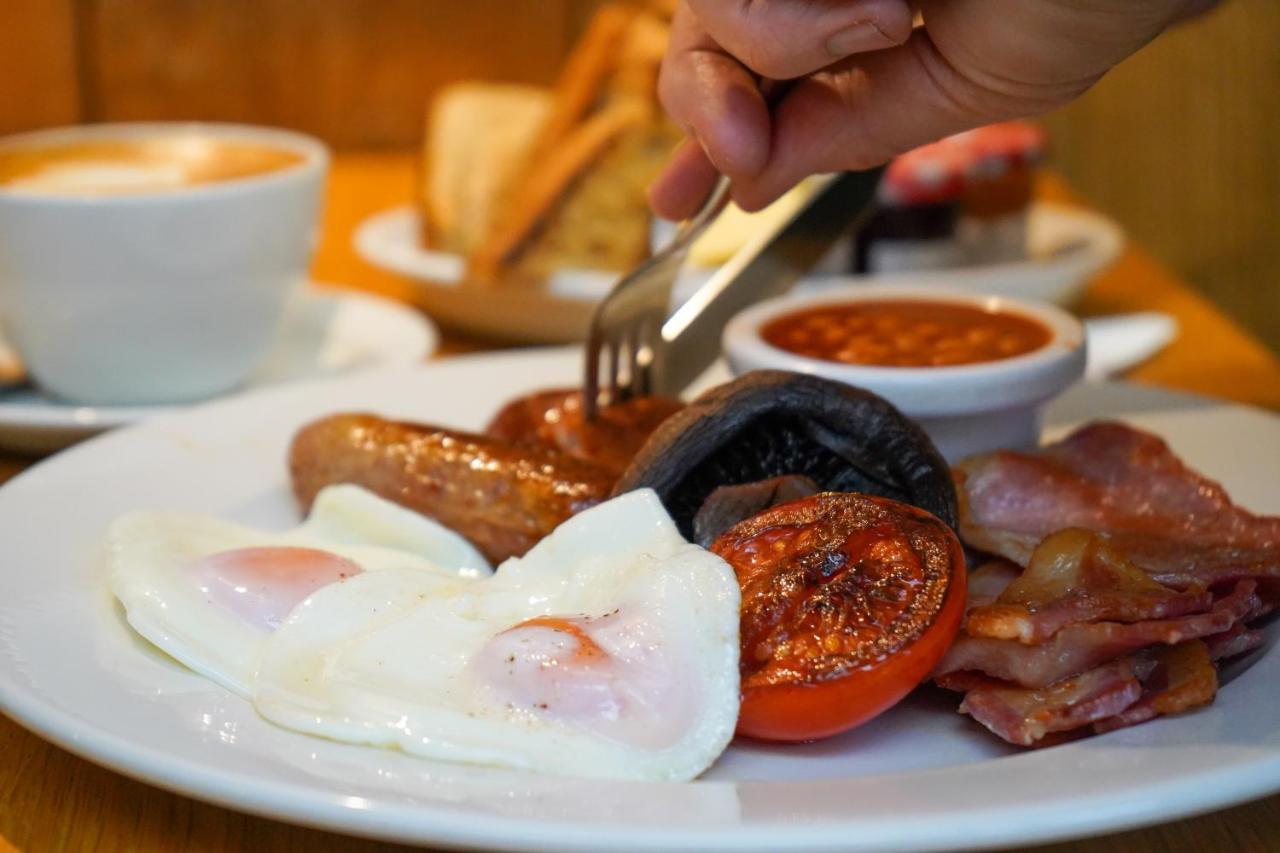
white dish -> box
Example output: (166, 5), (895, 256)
(354, 207), (704, 343)
(0, 348), (1277, 852)
(354, 202), (1121, 344)
(813, 201), (1125, 305)
(1083, 311), (1179, 380)
(0, 284), (437, 454)
(723, 285), (1087, 461)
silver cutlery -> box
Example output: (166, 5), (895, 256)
(583, 167), (885, 416)
(582, 174), (732, 419)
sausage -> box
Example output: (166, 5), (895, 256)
(289, 414), (614, 564)
(485, 388), (684, 477)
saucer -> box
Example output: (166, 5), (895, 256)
(0, 284), (438, 454)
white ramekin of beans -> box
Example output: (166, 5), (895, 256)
(723, 285), (1086, 461)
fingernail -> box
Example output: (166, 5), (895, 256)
(826, 21), (895, 57)
(692, 130), (727, 175)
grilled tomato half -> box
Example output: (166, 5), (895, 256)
(711, 492), (966, 741)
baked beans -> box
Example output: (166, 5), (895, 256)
(761, 300), (1052, 368)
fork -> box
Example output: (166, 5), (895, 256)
(582, 174), (731, 419)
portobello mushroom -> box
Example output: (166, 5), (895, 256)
(692, 475), (820, 548)
(614, 371), (958, 540)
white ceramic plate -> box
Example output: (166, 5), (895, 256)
(354, 202), (1121, 344)
(0, 284), (437, 454)
(0, 349), (1276, 852)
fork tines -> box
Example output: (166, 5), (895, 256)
(582, 177), (731, 419)
(583, 250), (684, 416)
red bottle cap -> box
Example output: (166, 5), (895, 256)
(880, 141), (966, 206)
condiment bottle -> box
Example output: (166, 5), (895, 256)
(854, 143), (966, 274)
(949, 122), (1047, 265)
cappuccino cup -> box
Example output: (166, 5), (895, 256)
(0, 123), (328, 404)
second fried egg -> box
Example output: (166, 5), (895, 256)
(254, 489), (741, 781)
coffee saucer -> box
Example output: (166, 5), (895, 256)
(0, 283), (438, 454)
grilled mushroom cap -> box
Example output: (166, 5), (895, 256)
(614, 371), (958, 539)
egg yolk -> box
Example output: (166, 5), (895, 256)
(482, 616), (621, 719)
(192, 546), (362, 631)
(475, 611), (697, 749)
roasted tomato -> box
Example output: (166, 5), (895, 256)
(711, 492), (966, 741)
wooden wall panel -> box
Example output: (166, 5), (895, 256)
(1043, 0), (1280, 350)
(76, 0), (573, 148)
(0, 0), (80, 134)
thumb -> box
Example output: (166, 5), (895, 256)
(687, 0), (914, 80)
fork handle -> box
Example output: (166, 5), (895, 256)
(666, 77), (791, 250)
(669, 174), (732, 251)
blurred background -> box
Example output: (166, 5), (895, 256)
(3, 0), (1276, 351)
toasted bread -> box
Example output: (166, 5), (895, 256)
(469, 5), (678, 281)
(529, 4), (641, 159)
(421, 3), (680, 284)
(518, 120), (682, 278)
(470, 98), (653, 281)
(419, 83), (552, 254)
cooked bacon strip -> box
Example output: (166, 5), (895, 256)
(956, 423), (1280, 589)
(936, 579), (1259, 688)
(1093, 641), (1217, 734)
(959, 660), (1143, 746)
(964, 529), (1214, 644)
(966, 560), (1022, 610)
(1203, 623), (1267, 661)
(1244, 594), (1277, 623)
(957, 640), (1220, 745)
(934, 670), (1004, 693)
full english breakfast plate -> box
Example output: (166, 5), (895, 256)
(0, 348), (1277, 852)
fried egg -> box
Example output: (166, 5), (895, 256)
(254, 489), (741, 781)
(108, 484), (490, 697)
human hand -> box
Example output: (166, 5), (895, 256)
(650, 0), (1217, 218)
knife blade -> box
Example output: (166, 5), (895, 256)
(654, 167), (884, 396)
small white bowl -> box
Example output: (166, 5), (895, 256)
(723, 286), (1086, 462)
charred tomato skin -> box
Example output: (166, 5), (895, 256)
(712, 492), (967, 742)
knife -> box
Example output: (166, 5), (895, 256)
(654, 167), (885, 396)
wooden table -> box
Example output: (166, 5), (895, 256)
(2, 153), (1278, 852)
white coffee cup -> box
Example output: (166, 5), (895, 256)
(0, 122), (328, 405)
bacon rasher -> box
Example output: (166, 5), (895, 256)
(955, 422), (1280, 590)
(936, 577), (1257, 688)
(955, 640), (1219, 746)
(963, 529), (1214, 645)
(934, 423), (1280, 749)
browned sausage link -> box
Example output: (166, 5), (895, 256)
(485, 388), (685, 477)
(289, 413), (614, 564)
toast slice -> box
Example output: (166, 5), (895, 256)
(419, 83), (552, 254)
(420, 3), (679, 283)
(467, 4), (678, 282)
(469, 98), (667, 281)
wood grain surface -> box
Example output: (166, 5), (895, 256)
(1, 152), (1278, 852)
